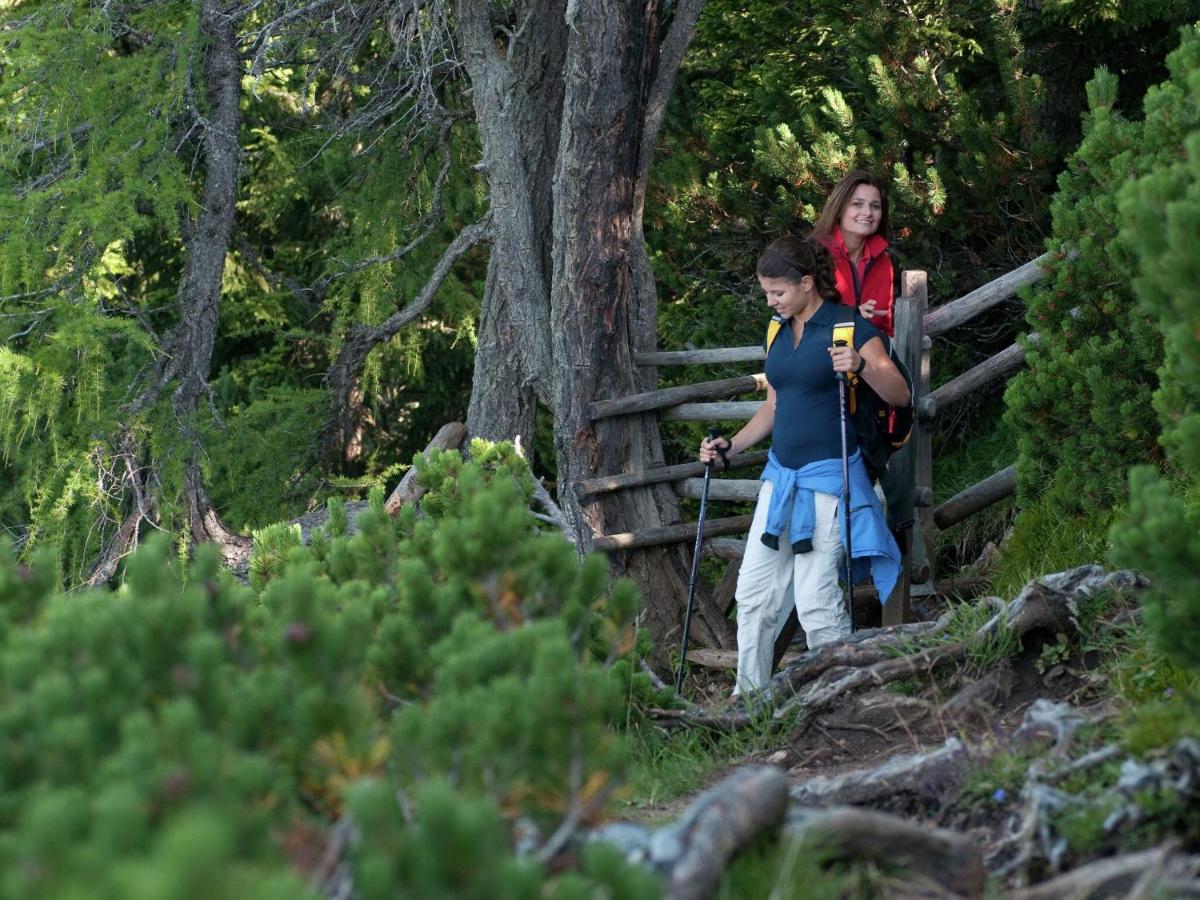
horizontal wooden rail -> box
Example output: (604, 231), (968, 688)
(924, 251), (1053, 338)
(588, 373), (766, 420)
(635, 347), (765, 366)
(674, 478), (761, 501)
(934, 465), (1017, 530)
(705, 538), (747, 560)
(923, 334), (1040, 415)
(573, 450), (769, 498)
(593, 515), (754, 553)
(660, 401), (761, 422)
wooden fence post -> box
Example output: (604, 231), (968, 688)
(911, 273), (935, 599)
(886, 273), (930, 624)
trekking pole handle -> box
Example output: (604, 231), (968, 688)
(832, 321), (855, 384)
(705, 427), (720, 467)
(832, 337), (850, 383)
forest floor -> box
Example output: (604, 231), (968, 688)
(624, 567), (1200, 898)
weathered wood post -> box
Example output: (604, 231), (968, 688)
(885, 272), (931, 624)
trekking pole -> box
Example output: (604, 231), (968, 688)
(832, 329), (856, 635)
(675, 427), (719, 694)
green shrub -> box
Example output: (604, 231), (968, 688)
(1107, 26), (1200, 674)
(0, 445), (659, 897)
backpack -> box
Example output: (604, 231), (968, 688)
(765, 306), (913, 483)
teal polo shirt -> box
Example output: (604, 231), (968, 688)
(765, 301), (882, 470)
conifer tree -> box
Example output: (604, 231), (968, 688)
(0, 0), (482, 580)
(1108, 25), (1200, 670)
(1002, 25), (1200, 512)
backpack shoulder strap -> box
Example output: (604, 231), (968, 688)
(832, 304), (856, 325)
(764, 314), (786, 353)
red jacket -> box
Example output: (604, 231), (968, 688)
(819, 227), (895, 337)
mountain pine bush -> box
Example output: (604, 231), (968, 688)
(0, 443), (665, 897)
(1109, 24), (1200, 672)
(1003, 53), (1184, 512)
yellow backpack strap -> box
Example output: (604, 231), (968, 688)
(764, 314), (785, 353)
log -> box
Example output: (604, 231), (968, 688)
(925, 335), (1040, 413)
(588, 373), (766, 420)
(634, 347), (765, 366)
(704, 538), (746, 560)
(673, 478), (761, 501)
(933, 465), (1017, 530)
(574, 450), (768, 499)
(923, 251), (1053, 337)
(658, 401), (761, 422)
(593, 515), (754, 552)
(787, 807), (986, 898)
(384, 422), (468, 515)
(654, 566), (1147, 735)
(651, 618), (952, 733)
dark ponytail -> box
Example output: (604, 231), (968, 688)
(756, 235), (839, 302)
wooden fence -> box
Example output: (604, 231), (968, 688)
(578, 249), (1060, 623)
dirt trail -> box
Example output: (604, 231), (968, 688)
(633, 567), (1200, 897)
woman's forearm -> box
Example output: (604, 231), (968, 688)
(730, 393), (776, 455)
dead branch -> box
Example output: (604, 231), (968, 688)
(529, 476), (573, 544)
(324, 212), (492, 461)
(660, 766), (790, 900)
(383, 421), (468, 515)
(649, 566), (1147, 735)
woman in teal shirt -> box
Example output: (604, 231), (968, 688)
(700, 235), (909, 696)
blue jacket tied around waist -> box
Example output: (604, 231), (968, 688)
(759, 449), (901, 604)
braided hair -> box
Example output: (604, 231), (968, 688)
(756, 235), (839, 303)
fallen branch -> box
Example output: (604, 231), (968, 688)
(649, 566), (1147, 735)
(383, 421), (468, 515)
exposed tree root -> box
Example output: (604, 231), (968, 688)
(786, 806), (986, 898)
(589, 766), (790, 900)
(1009, 844), (1200, 899)
(649, 566), (1148, 733)
(790, 736), (971, 809)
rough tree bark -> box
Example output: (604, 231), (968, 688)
(88, 0), (249, 582)
(172, 0), (251, 568)
(457, 0), (735, 653)
(455, 0), (565, 448)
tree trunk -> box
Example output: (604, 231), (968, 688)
(457, 0), (730, 653)
(86, 0), (247, 583)
(170, 0), (250, 562)
(547, 0), (730, 651)
(457, 0), (566, 452)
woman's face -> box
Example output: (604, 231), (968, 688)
(759, 274), (812, 319)
(838, 183), (883, 241)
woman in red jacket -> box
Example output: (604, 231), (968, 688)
(811, 171), (896, 337)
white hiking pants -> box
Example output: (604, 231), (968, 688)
(733, 481), (850, 696)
